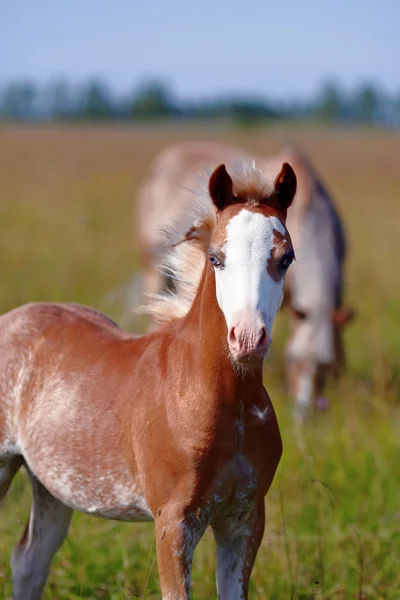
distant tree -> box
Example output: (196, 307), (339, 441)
(0, 81), (37, 119)
(394, 92), (400, 125)
(209, 97), (279, 128)
(129, 81), (176, 120)
(353, 83), (381, 123)
(316, 81), (343, 121)
(44, 79), (74, 119)
(226, 98), (277, 121)
(79, 80), (113, 119)
(178, 96), (279, 125)
(280, 98), (314, 120)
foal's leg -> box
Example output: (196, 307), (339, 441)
(155, 509), (205, 599)
(213, 501), (265, 600)
(11, 470), (73, 600)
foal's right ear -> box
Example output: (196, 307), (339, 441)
(209, 164), (233, 211)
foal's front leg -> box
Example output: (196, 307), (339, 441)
(213, 501), (265, 600)
(155, 508), (205, 599)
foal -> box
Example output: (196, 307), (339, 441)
(0, 160), (296, 599)
(135, 141), (354, 417)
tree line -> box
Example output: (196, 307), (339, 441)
(1, 79), (399, 126)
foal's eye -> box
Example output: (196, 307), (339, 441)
(209, 255), (222, 268)
(280, 251), (295, 270)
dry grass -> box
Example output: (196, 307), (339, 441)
(0, 122), (399, 599)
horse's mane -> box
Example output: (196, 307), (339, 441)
(136, 158), (276, 326)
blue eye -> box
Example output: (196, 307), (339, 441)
(280, 251), (294, 270)
(209, 255), (222, 268)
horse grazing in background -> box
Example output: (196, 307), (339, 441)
(135, 141), (354, 418)
(0, 160), (297, 600)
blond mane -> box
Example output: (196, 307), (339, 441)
(136, 158), (276, 326)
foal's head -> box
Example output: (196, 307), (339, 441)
(207, 162), (297, 365)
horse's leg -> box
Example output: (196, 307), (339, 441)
(213, 501), (265, 600)
(0, 456), (22, 503)
(11, 470), (73, 600)
(154, 509), (204, 599)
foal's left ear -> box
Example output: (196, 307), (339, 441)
(209, 164), (233, 211)
(273, 162), (297, 211)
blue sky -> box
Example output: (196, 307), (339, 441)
(1, 1), (398, 100)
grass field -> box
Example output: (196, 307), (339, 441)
(0, 123), (399, 599)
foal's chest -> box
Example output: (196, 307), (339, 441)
(207, 410), (261, 526)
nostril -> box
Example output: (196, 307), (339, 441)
(228, 327), (236, 344)
(257, 327), (268, 348)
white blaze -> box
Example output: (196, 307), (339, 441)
(214, 209), (286, 335)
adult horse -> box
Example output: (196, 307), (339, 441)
(0, 159), (296, 599)
(135, 141), (354, 417)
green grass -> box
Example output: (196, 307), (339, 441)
(0, 123), (399, 599)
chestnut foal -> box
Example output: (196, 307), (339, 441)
(134, 141), (355, 418)
(0, 160), (296, 599)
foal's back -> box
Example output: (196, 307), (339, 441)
(137, 140), (243, 249)
(265, 148), (346, 313)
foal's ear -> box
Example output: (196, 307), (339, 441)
(273, 162), (297, 211)
(209, 164), (233, 211)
